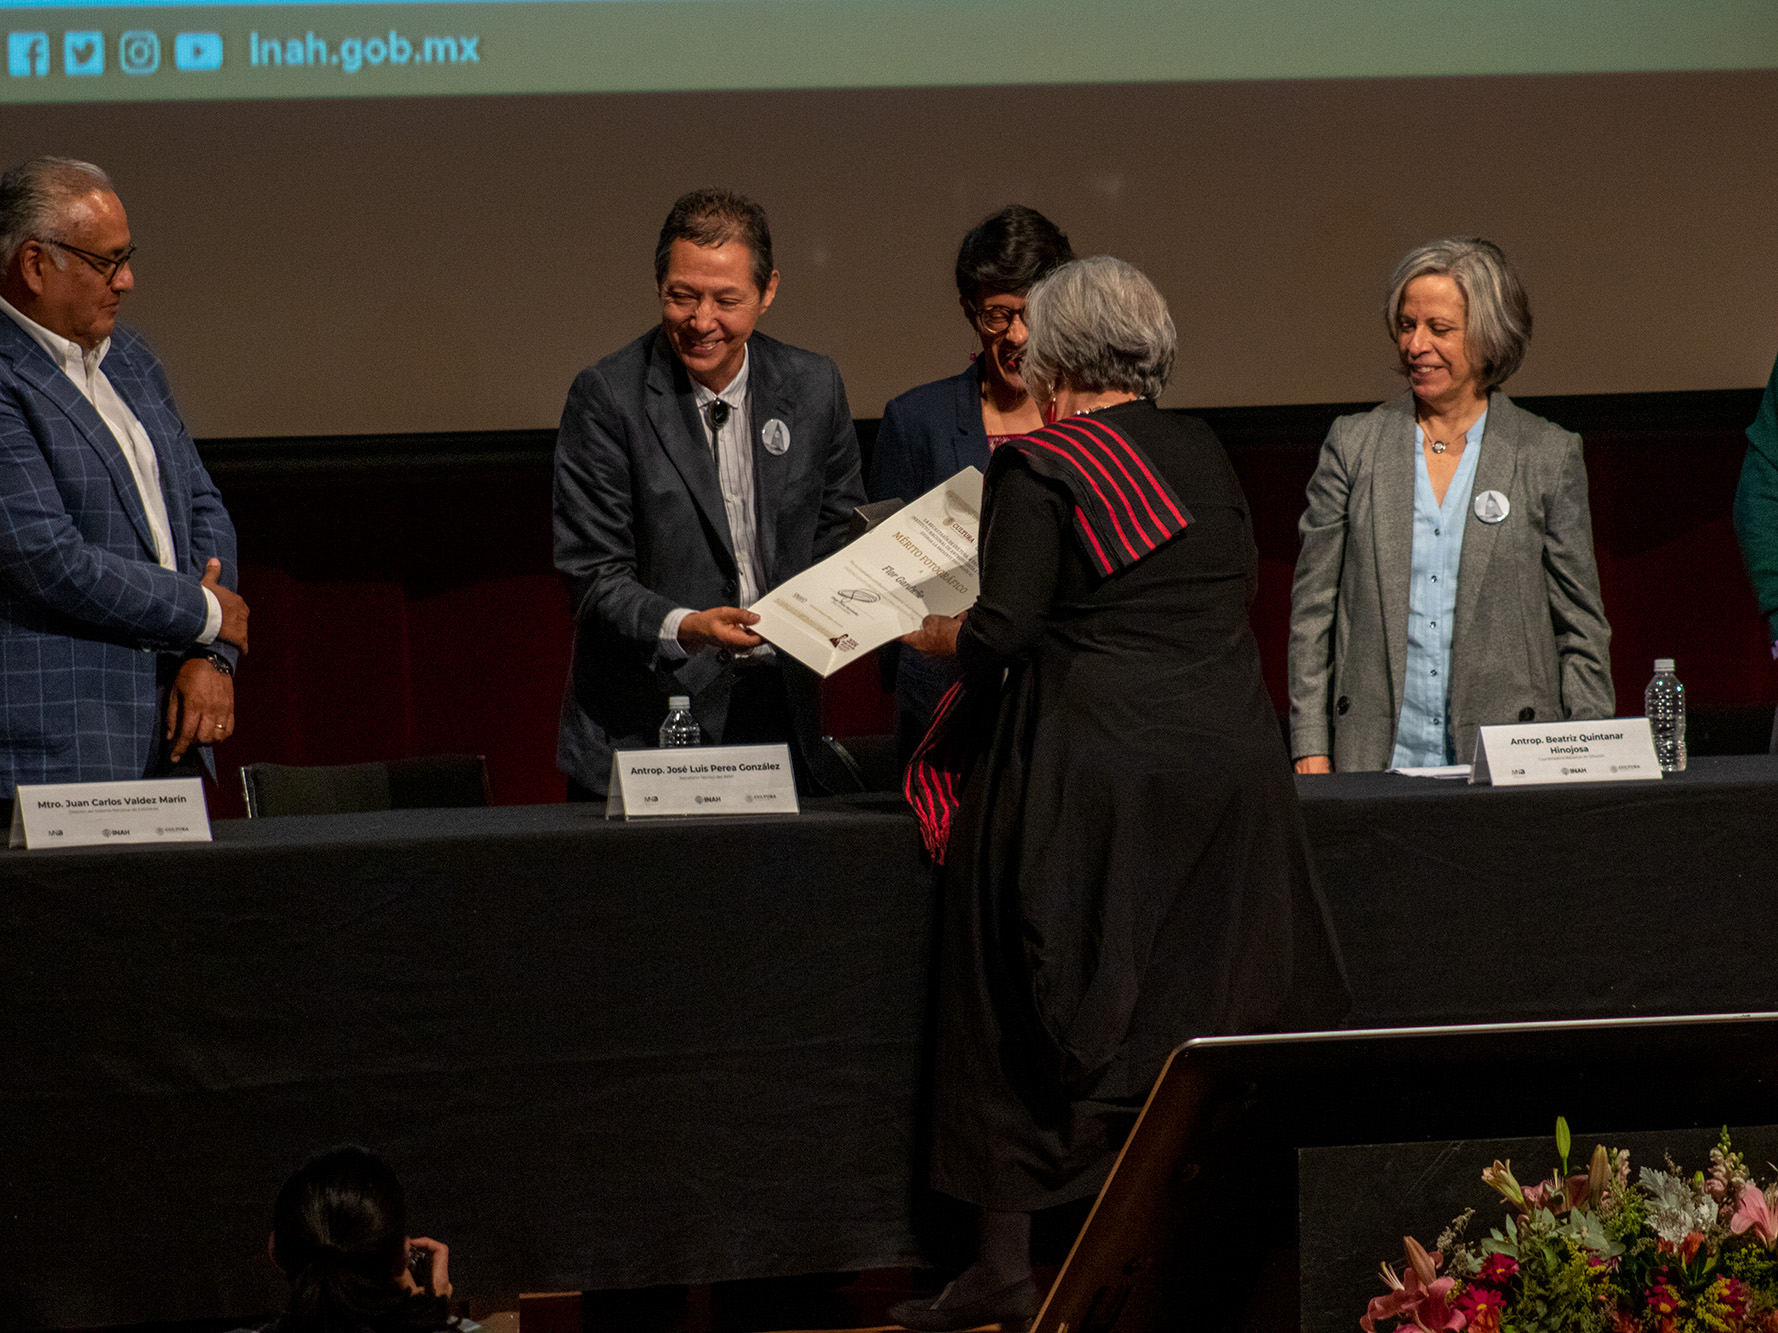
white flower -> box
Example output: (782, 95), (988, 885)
(1640, 1167), (1716, 1245)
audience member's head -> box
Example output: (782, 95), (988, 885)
(269, 1145), (454, 1333)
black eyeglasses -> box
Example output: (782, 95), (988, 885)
(40, 238), (135, 283)
(970, 303), (1027, 334)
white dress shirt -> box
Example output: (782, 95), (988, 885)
(658, 345), (770, 662)
(0, 294), (220, 644)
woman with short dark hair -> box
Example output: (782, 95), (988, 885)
(869, 204), (1074, 760)
(892, 257), (1347, 1332)
(1288, 236), (1613, 773)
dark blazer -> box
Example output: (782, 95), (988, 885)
(554, 328), (866, 792)
(868, 361), (990, 507)
(1287, 390), (1614, 771)
(0, 316), (239, 794)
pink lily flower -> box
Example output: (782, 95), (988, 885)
(1362, 1237), (1467, 1332)
(1521, 1174), (1589, 1215)
(1731, 1184), (1778, 1249)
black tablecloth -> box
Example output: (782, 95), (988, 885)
(1297, 754), (1778, 1026)
(0, 796), (931, 1330)
(6, 759), (1778, 1328)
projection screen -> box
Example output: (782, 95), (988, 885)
(1, 0), (1774, 435)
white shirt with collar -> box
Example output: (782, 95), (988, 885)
(657, 344), (770, 663)
(0, 293), (221, 644)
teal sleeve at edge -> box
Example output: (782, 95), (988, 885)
(1734, 349), (1778, 640)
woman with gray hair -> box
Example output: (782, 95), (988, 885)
(1288, 237), (1613, 774)
(891, 257), (1348, 1331)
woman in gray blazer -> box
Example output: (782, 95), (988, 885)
(1288, 237), (1614, 773)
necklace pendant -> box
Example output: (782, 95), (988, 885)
(1431, 439), (1447, 454)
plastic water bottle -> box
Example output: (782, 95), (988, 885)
(1644, 658), (1686, 773)
(659, 695), (702, 748)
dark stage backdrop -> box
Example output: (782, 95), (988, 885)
(197, 387), (1770, 816)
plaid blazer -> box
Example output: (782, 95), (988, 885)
(0, 316), (238, 794)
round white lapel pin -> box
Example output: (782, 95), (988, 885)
(761, 418), (791, 456)
(1474, 489), (1510, 524)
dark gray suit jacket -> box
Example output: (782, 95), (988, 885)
(1287, 391), (1614, 771)
(553, 328), (865, 792)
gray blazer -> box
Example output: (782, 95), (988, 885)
(1287, 391), (1613, 771)
(553, 328), (865, 792)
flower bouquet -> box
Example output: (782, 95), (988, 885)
(1363, 1119), (1778, 1332)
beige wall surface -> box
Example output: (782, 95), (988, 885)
(3, 68), (1775, 437)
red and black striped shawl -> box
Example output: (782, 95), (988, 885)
(903, 412), (1191, 861)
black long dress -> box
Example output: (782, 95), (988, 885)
(925, 400), (1349, 1212)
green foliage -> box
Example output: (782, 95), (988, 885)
(1724, 1244), (1778, 1290)
(1560, 1208), (1621, 1260)
(1496, 1208), (1609, 1333)
(1606, 1183), (1649, 1245)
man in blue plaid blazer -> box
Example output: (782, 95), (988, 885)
(0, 158), (247, 796)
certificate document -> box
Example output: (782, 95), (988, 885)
(749, 467), (983, 677)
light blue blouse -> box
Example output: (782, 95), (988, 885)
(1390, 411), (1486, 768)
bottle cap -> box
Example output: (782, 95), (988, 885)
(1654, 658), (1675, 673)
(668, 695), (692, 710)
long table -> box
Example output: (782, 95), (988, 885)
(1296, 753), (1778, 1025)
(5, 758), (1777, 1329)
(1, 797), (932, 1330)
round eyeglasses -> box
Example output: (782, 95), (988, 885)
(970, 303), (1027, 334)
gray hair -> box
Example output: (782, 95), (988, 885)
(1021, 255), (1177, 403)
(0, 157), (115, 272)
(1384, 236), (1532, 390)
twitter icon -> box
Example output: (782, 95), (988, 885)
(64, 30), (103, 75)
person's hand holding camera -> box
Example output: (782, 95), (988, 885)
(402, 1236), (453, 1299)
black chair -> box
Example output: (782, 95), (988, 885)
(821, 734), (903, 794)
(240, 754), (492, 818)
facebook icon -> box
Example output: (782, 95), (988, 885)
(8, 32), (50, 76)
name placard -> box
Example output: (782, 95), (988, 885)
(605, 743), (800, 820)
(1470, 718), (1662, 787)
(8, 777), (213, 849)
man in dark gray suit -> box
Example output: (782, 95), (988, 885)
(554, 188), (865, 797)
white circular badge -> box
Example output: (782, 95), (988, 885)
(1474, 489), (1510, 524)
(761, 418), (791, 456)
